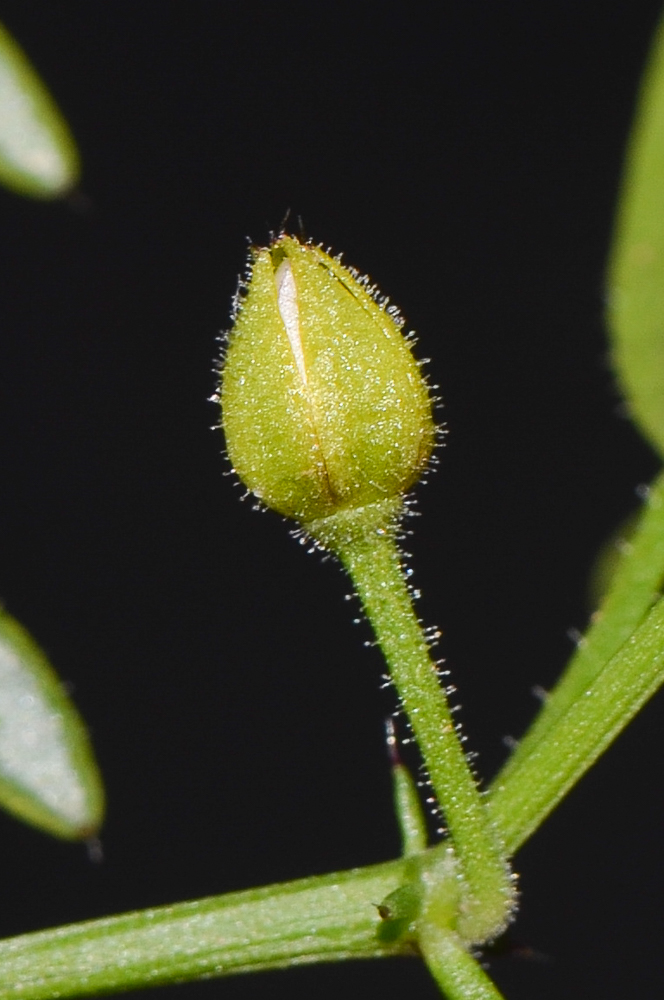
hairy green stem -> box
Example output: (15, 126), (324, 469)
(418, 924), (507, 1000)
(0, 860), (412, 999)
(308, 502), (514, 944)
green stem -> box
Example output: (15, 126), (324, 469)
(495, 470), (664, 790)
(418, 924), (507, 1000)
(307, 502), (514, 944)
(488, 593), (664, 853)
(0, 860), (412, 999)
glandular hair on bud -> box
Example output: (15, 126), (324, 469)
(220, 235), (436, 527)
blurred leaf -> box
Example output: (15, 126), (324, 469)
(607, 13), (664, 458)
(0, 19), (79, 198)
(0, 610), (104, 840)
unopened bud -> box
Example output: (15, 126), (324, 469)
(220, 235), (435, 527)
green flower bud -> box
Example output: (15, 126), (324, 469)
(220, 236), (436, 527)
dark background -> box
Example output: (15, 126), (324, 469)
(0, 2), (662, 997)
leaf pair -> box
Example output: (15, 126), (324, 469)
(0, 20), (101, 841)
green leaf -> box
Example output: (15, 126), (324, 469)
(488, 592), (664, 853)
(492, 469), (664, 808)
(0, 19), (80, 198)
(607, 13), (664, 457)
(390, 757), (429, 857)
(0, 610), (104, 840)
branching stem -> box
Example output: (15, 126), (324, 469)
(307, 501), (514, 944)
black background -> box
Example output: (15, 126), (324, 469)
(0, 2), (663, 998)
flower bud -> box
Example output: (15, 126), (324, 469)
(220, 235), (435, 527)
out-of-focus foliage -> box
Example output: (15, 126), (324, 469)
(608, 14), (664, 459)
(0, 19), (79, 198)
(0, 610), (104, 840)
